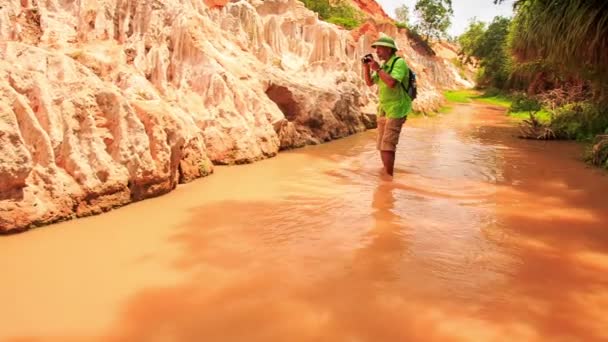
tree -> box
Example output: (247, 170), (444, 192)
(456, 15), (511, 88)
(476, 16), (512, 88)
(413, 0), (453, 42)
(395, 4), (410, 27)
(507, 0), (608, 99)
(457, 18), (486, 65)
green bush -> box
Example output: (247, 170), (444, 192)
(301, 0), (330, 18)
(301, 0), (363, 29)
(481, 86), (501, 97)
(396, 22), (407, 29)
(550, 102), (608, 141)
(509, 109), (552, 123)
(327, 16), (360, 29)
(509, 93), (541, 113)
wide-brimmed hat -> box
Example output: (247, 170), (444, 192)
(371, 36), (397, 50)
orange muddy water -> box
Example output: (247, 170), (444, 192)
(1, 102), (608, 342)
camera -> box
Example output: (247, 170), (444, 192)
(361, 53), (373, 64)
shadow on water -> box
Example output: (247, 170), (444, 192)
(89, 187), (444, 341)
(105, 187), (606, 341)
(93, 181), (403, 338)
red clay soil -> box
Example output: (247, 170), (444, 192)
(350, 21), (380, 42)
(204, 0), (229, 8)
(350, 0), (391, 20)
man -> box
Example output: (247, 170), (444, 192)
(363, 36), (412, 178)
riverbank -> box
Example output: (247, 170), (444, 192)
(2, 99), (607, 341)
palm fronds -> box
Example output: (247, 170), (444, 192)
(509, 0), (608, 99)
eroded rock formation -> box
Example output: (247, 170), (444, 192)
(0, 0), (471, 232)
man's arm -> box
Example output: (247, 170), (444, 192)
(369, 61), (397, 88)
(377, 69), (397, 88)
(363, 63), (374, 87)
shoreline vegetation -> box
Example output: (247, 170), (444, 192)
(453, 1), (607, 170)
(298, 0), (607, 170)
(442, 89), (608, 170)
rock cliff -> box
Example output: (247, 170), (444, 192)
(0, 0), (471, 232)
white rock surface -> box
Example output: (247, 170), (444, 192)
(0, 0), (469, 232)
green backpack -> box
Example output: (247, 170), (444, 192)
(388, 57), (417, 100)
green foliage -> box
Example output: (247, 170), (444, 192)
(467, 0), (608, 106)
(327, 16), (360, 29)
(473, 89), (607, 139)
(395, 4), (410, 26)
(479, 86), (502, 97)
(300, 0), (363, 29)
(457, 16), (512, 89)
(438, 106), (452, 113)
(506, 59), (561, 92)
(441, 88), (551, 124)
(475, 92), (512, 107)
(413, 0), (454, 42)
(476, 16), (512, 88)
(301, 0), (331, 19)
(549, 102), (608, 141)
(395, 22), (408, 29)
(444, 90), (474, 103)
(509, 109), (551, 123)
(509, 93), (541, 112)
(457, 18), (486, 64)
(508, 0), (608, 100)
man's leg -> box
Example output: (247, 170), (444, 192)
(379, 117), (406, 176)
(381, 150), (396, 176)
(376, 116), (387, 173)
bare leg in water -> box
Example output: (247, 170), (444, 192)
(380, 151), (395, 176)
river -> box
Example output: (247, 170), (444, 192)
(1, 101), (607, 341)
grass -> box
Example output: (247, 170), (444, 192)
(479, 94), (551, 123)
(442, 89), (552, 123)
(475, 94), (512, 108)
(443, 89), (513, 106)
(438, 106), (452, 113)
(443, 90), (476, 103)
(508, 109), (552, 124)
(438, 90), (477, 115)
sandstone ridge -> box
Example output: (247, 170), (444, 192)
(0, 0), (471, 232)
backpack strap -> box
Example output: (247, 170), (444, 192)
(387, 56), (400, 74)
(387, 56), (409, 92)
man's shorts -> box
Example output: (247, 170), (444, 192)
(376, 116), (407, 151)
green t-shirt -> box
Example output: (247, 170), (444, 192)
(372, 55), (412, 119)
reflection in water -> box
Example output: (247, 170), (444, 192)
(349, 182), (406, 286)
(1, 102), (608, 341)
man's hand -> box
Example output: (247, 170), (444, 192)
(369, 60), (380, 72)
(362, 58), (378, 87)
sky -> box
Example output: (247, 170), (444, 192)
(376, 0), (516, 37)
